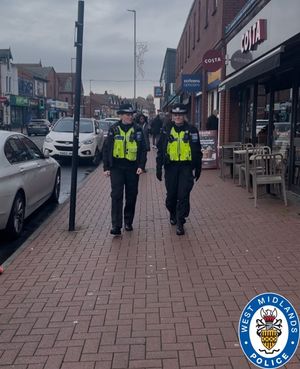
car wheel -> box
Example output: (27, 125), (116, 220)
(92, 148), (101, 166)
(6, 192), (25, 238)
(50, 170), (61, 203)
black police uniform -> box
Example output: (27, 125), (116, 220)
(156, 120), (202, 235)
(103, 121), (147, 234)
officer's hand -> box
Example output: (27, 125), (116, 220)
(194, 169), (201, 181)
(104, 170), (110, 177)
(156, 169), (162, 181)
(136, 168), (143, 175)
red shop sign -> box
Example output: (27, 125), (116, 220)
(0, 96), (8, 103)
(202, 49), (224, 72)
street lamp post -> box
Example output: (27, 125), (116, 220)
(70, 57), (76, 115)
(127, 9), (136, 106)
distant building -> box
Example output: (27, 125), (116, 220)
(0, 48), (17, 128)
(159, 48), (177, 112)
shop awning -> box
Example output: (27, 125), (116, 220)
(219, 46), (284, 91)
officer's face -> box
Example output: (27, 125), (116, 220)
(121, 113), (134, 124)
(173, 113), (185, 125)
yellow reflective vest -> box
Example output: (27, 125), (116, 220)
(167, 127), (192, 161)
(113, 126), (138, 161)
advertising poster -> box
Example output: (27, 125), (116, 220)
(199, 130), (218, 169)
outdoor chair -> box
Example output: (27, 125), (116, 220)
(220, 143), (242, 180)
(251, 153), (287, 207)
(239, 146), (271, 191)
(233, 143), (253, 184)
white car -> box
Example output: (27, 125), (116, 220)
(104, 117), (119, 124)
(0, 131), (61, 238)
(43, 117), (104, 165)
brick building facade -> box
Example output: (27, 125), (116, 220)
(175, 0), (247, 134)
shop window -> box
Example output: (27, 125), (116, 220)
(292, 87), (300, 187)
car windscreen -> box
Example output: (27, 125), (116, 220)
(53, 119), (94, 133)
(99, 121), (112, 131)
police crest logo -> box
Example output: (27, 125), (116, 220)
(238, 293), (299, 368)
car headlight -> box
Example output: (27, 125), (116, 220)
(81, 138), (94, 145)
(45, 136), (53, 143)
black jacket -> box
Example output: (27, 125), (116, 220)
(103, 121), (147, 171)
(156, 121), (202, 172)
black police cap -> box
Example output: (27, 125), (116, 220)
(117, 103), (136, 115)
(171, 103), (187, 114)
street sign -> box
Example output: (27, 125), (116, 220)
(181, 74), (201, 92)
(0, 96), (8, 103)
(154, 86), (163, 98)
(202, 49), (224, 72)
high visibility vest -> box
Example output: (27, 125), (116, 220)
(113, 126), (138, 161)
(167, 127), (192, 161)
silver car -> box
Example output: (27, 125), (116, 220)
(0, 131), (61, 238)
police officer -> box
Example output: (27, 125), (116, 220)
(103, 103), (147, 235)
(156, 103), (202, 235)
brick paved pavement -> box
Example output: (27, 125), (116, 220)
(0, 150), (300, 369)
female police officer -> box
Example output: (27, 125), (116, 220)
(156, 103), (202, 235)
(103, 103), (147, 235)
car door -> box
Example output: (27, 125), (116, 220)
(20, 136), (56, 202)
(5, 136), (41, 216)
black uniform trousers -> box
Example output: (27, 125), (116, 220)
(164, 163), (194, 224)
(110, 167), (139, 229)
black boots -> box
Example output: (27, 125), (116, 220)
(170, 214), (177, 225)
(176, 223), (185, 236)
(110, 227), (121, 235)
(125, 224), (133, 231)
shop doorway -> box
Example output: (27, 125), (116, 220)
(290, 86), (300, 192)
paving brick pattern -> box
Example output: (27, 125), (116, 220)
(0, 150), (300, 369)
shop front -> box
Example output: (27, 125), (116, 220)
(47, 99), (69, 123)
(10, 95), (30, 129)
(220, 0), (300, 192)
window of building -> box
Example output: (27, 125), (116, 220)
(193, 13), (196, 49)
(188, 24), (191, 57)
(185, 32), (187, 62)
(212, 0), (217, 15)
(197, 0), (201, 41)
(6, 76), (8, 93)
(9, 77), (11, 93)
(205, 0), (209, 28)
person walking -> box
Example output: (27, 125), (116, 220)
(206, 109), (219, 131)
(136, 113), (150, 170)
(156, 103), (202, 236)
(103, 103), (147, 235)
(151, 114), (163, 148)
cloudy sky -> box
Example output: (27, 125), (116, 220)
(1, 0), (193, 99)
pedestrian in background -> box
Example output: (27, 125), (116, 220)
(156, 103), (202, 236)
(136, 113), (150, 170)
(206, 109), (219, 131)
(103, 103), (147, 235)
(151, 114), (163, 148)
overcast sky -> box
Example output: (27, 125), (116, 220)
(1, 0), (193, 99)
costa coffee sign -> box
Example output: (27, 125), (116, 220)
(241, 19), (267, 53)
(202, 49), (224, 72)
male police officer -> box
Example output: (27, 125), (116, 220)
(103, 103), (147, 235)
(156, 103), (202, 235)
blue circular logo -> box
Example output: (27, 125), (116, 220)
(238, 293), (299, 368)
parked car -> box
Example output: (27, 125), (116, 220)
(26, 119), (51, 136)
(0, 131), (61, 238)
(104, 117), (119, 124)
(99, 119), (116, 138)
(43, 117), (104, 165)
